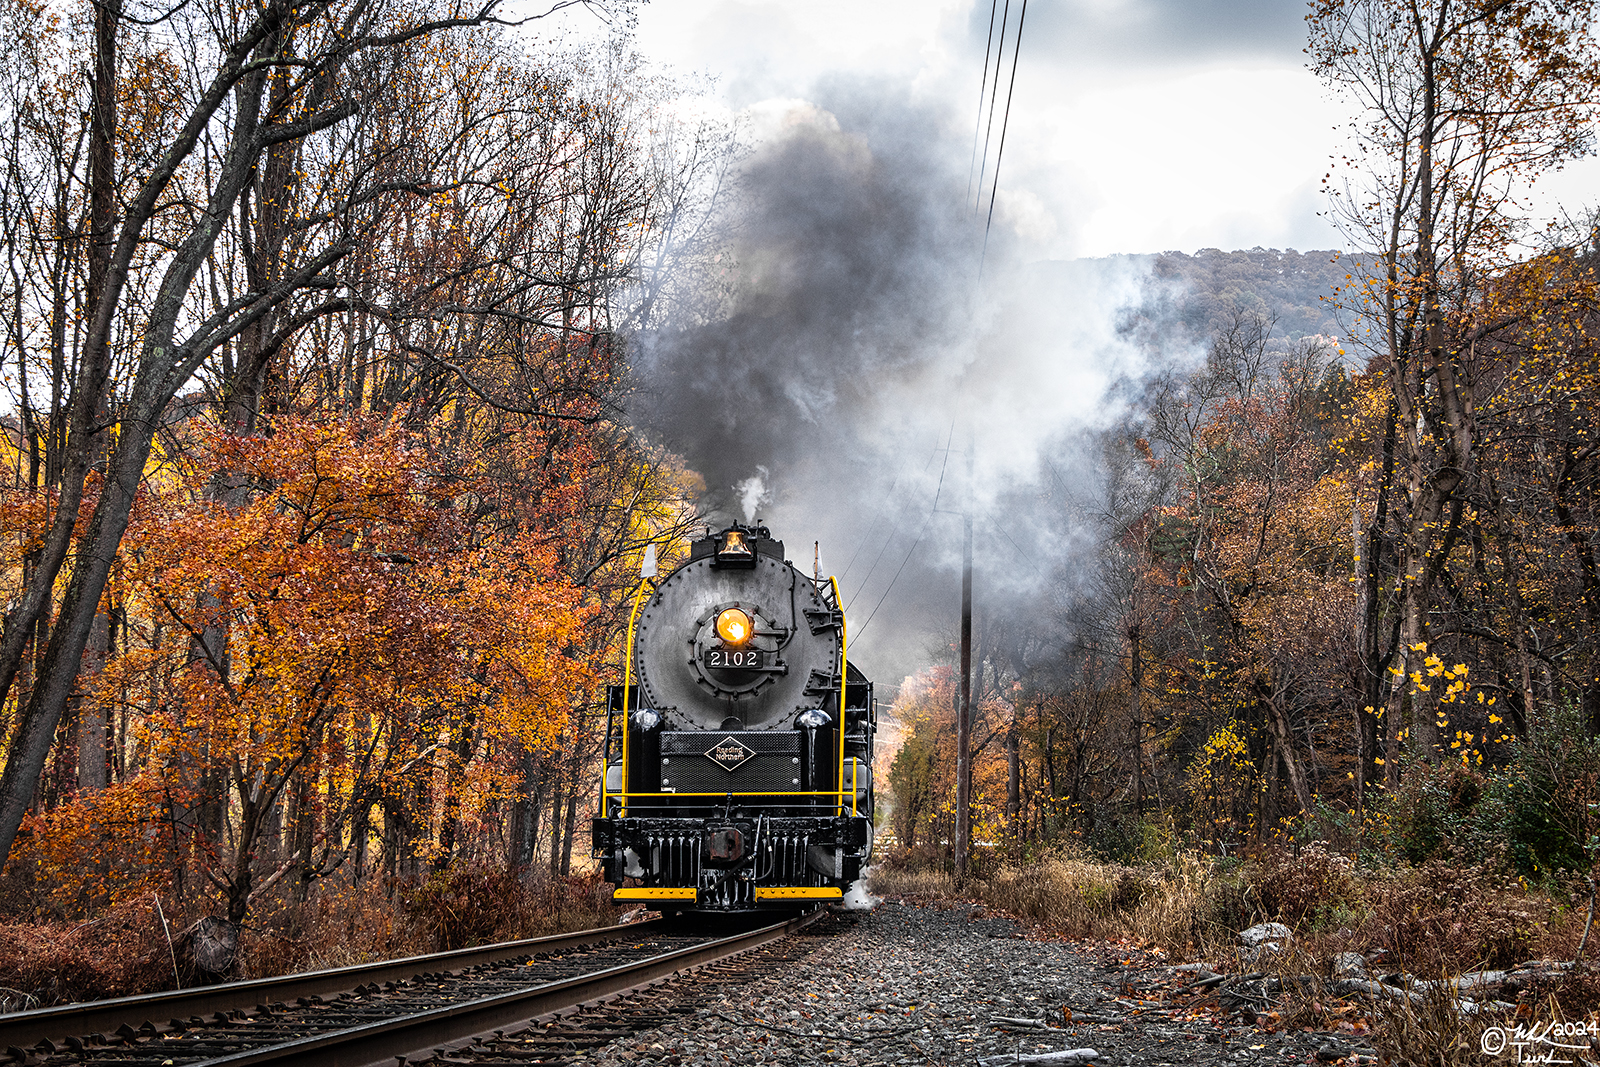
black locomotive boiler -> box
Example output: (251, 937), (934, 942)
(591, 523), (875, 912)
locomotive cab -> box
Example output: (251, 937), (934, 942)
(591, 523), (875, 912)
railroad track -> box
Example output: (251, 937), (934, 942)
(0, 910), (825, 1067)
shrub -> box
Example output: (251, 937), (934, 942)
(1250, 843), (1361, 929)
(1364, 860), (1549, 971)
(868, 865), (955, 900)
(977, 851), (1235, 954)
(1379, 761), (1486, 864)
(397, 864), (612, 952)
(0, 897), (176, 1007)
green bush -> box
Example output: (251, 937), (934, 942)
(1369, 705), (1600, 879)
(1492, 705), (1600, 878)
(1380, 760), (1485, 864)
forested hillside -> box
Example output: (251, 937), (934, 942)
(1142, 246), (1348, 343)
(0, 0), (724, 984)
(1, 0), (1598, 1013)
(885, 3), (1600, 878)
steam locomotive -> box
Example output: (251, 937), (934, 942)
(591, 523), (875, 912)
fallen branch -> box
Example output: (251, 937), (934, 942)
(978, 1049), (1100, 1065)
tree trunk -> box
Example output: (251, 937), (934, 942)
(1261, 681), (1314, 816)
(559, 790), (578, 877)
(1129, 622), (1144, 816)
(75, 611), (110, 792)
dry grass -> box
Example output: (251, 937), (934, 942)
(977, 852), (1243, 957)
(917, 844), (1596, 1067)
(868, 865), (956, 901)
(1367, 969), (1497, 1067)
(0, 866), (622, 1008)
(0, 897), (177, 1009)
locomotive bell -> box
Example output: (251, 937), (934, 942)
(715, 528), (755, 565)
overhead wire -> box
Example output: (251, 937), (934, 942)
(847, 4), (1030, 647)
(979, 0), (1028, 277)
(966, 0), (1004, 206)
(840, 448), (937, 588)
(843, 447), (944, 608)
(972, 0), (1012, 215)
(985, 514), (1045, 577)
(838, 469), (903, 586)
(849, 419), (958, 647)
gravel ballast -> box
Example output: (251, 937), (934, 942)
(573, 901), (1382, 1066)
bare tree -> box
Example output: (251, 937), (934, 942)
(0, 0), (596, 870)
(1310, 0), (1600, 771)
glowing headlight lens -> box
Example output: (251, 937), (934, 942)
(716, 607), (753, 646)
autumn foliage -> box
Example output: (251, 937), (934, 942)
(0, 0), (709, 999)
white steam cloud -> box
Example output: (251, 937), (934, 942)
(735, 465), (771, 523)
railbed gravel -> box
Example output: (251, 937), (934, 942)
(570, 901), (1380, 1067)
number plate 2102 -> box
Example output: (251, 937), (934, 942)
(705, 648), (766, 669)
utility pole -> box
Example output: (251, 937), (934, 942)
(955, 442), (974, 884)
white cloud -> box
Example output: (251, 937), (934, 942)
(614, 0), (1351, 258)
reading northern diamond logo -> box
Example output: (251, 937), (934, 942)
(704, 736), (756, 771)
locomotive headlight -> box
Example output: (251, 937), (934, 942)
(716, 607), (754, 646)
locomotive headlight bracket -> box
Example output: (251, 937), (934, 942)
(715, 607), (754, 647)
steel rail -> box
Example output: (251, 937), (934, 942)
(194, 909), (819, 1067)
(0, 918), (673, 1052)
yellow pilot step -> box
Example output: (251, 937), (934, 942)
(614, 887), (698, 901)
(753, 887), (843, 900)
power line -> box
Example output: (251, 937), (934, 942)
(844, 447), (944, 609)
(838, 468), (903, 586)
(972, 0), (1012, 215)
(985, 513), (1045, 577)
(849, 419), (958, 646)
(966, 0), (1003, 206)
(980, 0), (1028, 276)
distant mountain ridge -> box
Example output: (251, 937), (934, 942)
(1034, 247), (1351, 359)
(1145, 246), (1348, 343)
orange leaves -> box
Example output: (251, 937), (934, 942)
(14, 777), (187, 915)
(83, 410), (604, 913)
(116, 416), (465, 751)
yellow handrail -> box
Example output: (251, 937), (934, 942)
(830, 577), (847, 817)
(613, 576), (652, 818)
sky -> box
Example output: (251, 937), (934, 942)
(615, 0), (1351, 258)
(535, 0), (1600, 690)
(570, 0), (1600, 260)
